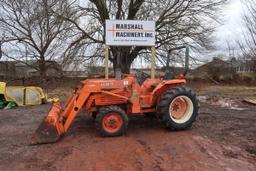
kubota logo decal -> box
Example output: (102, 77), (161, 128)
(101, 82), (114, 87)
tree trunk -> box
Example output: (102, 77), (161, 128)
(38, 58), (47, 77)
(111, 47), (135, 74)
(112, 57), (132, 74)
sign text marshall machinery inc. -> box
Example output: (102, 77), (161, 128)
(105, 20), (155, 46)
(115, 24), (153, 38)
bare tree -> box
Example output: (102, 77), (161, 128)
(239, 0), (256, 63)
(60, 0), (226, 73)
(0, 0), (76, 76)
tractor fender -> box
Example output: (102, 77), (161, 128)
(151, 79), (186, 103)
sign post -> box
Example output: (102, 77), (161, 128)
(104, 45), (109, 79)
(151, 46), (156, 79)
(105, 20), (156, 79)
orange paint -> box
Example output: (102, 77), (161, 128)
(102, 112), (123, 133)
(33, 75), (186, 143)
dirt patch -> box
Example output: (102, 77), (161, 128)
(0, 100), (255, 170)
(198, 95), (248, 110)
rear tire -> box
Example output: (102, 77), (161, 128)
(157, 86), (198, 130)
(95, 106), (128, 137)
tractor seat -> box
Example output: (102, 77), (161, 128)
(135, 70), (150, 85)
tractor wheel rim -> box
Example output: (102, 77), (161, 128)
(169, 96), (194, 124)
(102, 112), (123, 133)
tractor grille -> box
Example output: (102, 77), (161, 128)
(95, 92), (128, 106)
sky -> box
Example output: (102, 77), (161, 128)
(0, 0), (247, 67)
(213, 0), (245, 59)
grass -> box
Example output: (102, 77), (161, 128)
(194, 85), (256, 98)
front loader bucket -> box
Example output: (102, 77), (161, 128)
(31, 84), (90, 145)
(31, 102), (64, 145)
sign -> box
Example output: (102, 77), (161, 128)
(105, 20), (155, 46)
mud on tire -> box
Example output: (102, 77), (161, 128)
(95, 105), (128, 137)
(157, 86), (199, 130)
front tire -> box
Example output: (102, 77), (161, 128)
(95, 106), (128, 137)
(157, 86), (198, 130)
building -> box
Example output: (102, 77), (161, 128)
(192, 57), (256, 80)
(229, 58), (256, 73)
(0, 60), (62, 79)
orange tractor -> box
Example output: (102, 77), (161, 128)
(32, 46), (198, 144)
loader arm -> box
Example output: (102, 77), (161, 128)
(31, 85), (95, 144)
(31, 76), (136, 144)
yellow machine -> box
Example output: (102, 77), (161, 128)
(0, 82), (47, 107)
